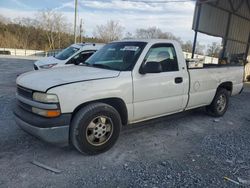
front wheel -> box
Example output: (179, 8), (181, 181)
(206, 88), (229, 117)
(70, 103), (122, 155)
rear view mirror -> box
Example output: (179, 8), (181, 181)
(140, 61), (163, 74)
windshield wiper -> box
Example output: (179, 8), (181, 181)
(91, 64), (112, 70)
(79, 62), (117, 71)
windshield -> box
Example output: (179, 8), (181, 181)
(55, 46), (80, 60)
(84, 42), (147, 71)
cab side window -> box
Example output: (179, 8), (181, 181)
(144, 44), (179, 72)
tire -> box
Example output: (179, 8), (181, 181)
(70, 103), (122, 155)
(206, 88), (229, 117)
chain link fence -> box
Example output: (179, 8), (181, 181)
(0, 48), (62, 57)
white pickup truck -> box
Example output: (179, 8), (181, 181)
(14, 39), (244, 155)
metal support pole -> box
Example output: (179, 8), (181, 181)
(221, 13), (232, 58)
(74, 0), (78, 44)
(192, 32), (198, 59)
(245, 32), (250, 64)
(192, 3), (202, 58)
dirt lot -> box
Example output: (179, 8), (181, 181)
(0, 57), (250, 188)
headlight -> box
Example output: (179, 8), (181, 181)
(33, 92), (59, 103)
(32, 107), (61, 117)
(39, 63), (57, 69)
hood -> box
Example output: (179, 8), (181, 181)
(17, 66), (120, 92)
(35, 56), (62, 66)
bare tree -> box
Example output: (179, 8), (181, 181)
(93, 20), (123, 42)
(0, 14), (10, 24)
(124, 32), (133, 39)
(36, 10), (68, 50)
(13, 17), (37, 49)
(182, 40), (193, 53)
(182, 40), (205, 55)
(135, 27), (183, 44)
(207, 42), (221, 57)
(0, 14), (83, 50)
(136, 27), (162, 39)
(195, 42), (205, 55)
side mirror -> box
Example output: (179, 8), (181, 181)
(140, 61), (163, 74)
(66, 58), (74, 65)
(67, 58), (79, 65)
(74, 59), (81, 65)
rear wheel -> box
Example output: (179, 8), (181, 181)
(206, 88), (229, 117)
(70, 103), (122, 155)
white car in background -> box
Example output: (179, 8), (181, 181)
(34, 43), (104, 70)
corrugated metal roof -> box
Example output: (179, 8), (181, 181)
(228, 15), (250, 42)
(193, 0), (250, 56)
(226, 40), (247, 54)
(237, 0), (250, 19)
(205, 0), (250, 20)
(193, 3), (229, 37)
(216, 0), (232, 12)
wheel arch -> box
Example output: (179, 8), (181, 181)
(71, 98), (128, 126)
(217, 81), (233, 95)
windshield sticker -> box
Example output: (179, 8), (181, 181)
(122, 46), (139, 51)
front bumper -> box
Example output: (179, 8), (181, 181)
(15, 116), (69, 146)
(14, 104), (71, 146)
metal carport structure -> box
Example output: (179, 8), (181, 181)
(192, 0), (250, 64)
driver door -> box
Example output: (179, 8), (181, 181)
(132, 43), (186, 121)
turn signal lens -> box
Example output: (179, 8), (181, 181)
(32, 107), (61, 117)
(46, 110), (61, 117)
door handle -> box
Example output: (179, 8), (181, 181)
(175, 77), (183, 84)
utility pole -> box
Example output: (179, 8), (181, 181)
(74, 0), (78, 44)
(79, 18), (83, 43)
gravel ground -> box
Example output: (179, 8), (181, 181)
(0, 58), (250, 188)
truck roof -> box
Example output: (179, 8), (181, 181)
(71, 43), (105, 49)
(116, 39), (180, 44)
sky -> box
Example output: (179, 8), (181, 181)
(0, 0), (221, 45)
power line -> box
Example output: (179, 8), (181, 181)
(82, 0), (196, 3)
(121, 0), (196, 3)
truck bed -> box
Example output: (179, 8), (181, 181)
(186, 66), (244, 110)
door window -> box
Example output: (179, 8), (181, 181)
(55, 46), (80, 60)
(68, 51), (96, 64)
(144, 44), (179, 72)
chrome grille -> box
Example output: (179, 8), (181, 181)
(17, 86), (33, 100)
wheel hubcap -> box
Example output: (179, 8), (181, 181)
(86, 116), (113, 146)
(216, 94), (226, 112)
